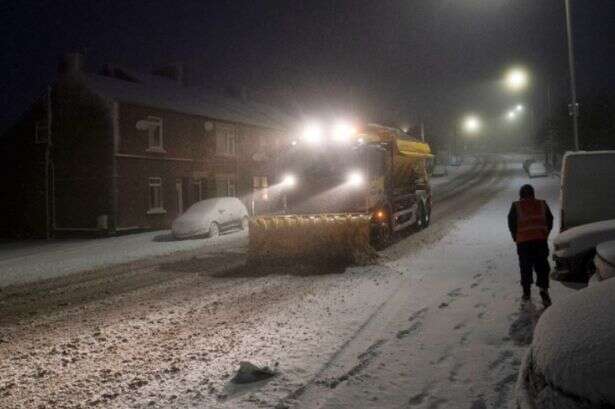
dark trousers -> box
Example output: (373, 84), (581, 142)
(517, 240), (550, 291)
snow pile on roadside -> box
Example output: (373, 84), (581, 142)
(520, 278), (615, 407)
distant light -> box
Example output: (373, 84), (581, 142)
(347, 171), (364, 187)
(332, 121), (357, 143)
(504, 68), (529, 92)
(281, 174), (297, 188)
(291, 140), (297, 146)
(515, 104), (524, 112)
(302, 123), (323, 145)
(507, 111), (517, 121)
(358, 137), (364, 144)
(462, 115), (482, 134)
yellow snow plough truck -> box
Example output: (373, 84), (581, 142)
(249, 123), (433, 265)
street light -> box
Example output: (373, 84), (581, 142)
(564, 0), (580, 150)
(515, 104), (524, 112)
(462, 115), (482, 135)
(506, 111), (517, 121)
(504, 68), (529, 92)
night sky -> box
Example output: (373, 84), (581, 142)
(2, 0), (614, 141)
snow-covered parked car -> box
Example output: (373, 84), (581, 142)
(431, 164), (448, 177)
(528, 162), (547, 178)
(553, 219), (615, 282)
(594, 240), (615, 282)
(172, 197), (249, 239)
(449, 155), (462, 166)
(522, 158), (534, 173)
(552, 151), (615, 283)
(559, 151), (615, 232)
(516, 278), (615, 409)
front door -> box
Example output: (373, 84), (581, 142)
(175, 180), (184, 215)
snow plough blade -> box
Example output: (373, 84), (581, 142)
(248, 214), (376, 265)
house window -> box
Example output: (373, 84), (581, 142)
(147, 116), (164, 151)
(215, 175), (236, 197)
(35, 121), (49, 144)
(192, 180), (203, 202)
(148, 177), (165, 213)
(216, 124), (236, 156)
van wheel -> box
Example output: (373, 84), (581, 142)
(209, 222), (220, 238)
(240, 216), (249, 231)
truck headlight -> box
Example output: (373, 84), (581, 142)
(347, 171), (364, 187)
(281, 174), (297, 188)
(302, 123), (323, 145)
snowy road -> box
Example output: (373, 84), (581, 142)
(0, 155), (573, 409)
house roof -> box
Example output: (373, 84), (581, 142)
(84, 71), (292, 131)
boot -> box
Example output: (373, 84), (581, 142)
(522, 287), (531, 302)
(539, 289), (552, 308)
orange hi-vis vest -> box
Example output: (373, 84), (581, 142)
(515, 199), (549, 243)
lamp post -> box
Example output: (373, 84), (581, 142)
(564, 0), (580, 150)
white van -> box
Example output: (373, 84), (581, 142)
(553, 151), (615, 280)
(559, 151), (615, 231)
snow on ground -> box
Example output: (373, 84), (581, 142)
(0, 155), (577, 409)
(0, 228), (247, 288)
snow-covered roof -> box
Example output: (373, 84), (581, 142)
(554, 219), (615, 256)
(528, 277), (615, 405)
(84, 73), (292, 131)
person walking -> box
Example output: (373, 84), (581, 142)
(508, 184), (554, 307)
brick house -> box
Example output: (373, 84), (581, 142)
(0, 54), (291, 238)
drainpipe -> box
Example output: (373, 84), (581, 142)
(111, 102), (120, 234)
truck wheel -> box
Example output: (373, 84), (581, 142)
(421, 203), (431, 228)
(373, 224), (391, 250)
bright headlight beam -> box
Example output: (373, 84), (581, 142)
(332, 122), (357, 143)
(347, 171), (364, 187)
(281, 174), (297, 188)
(302, 123), (323, 145)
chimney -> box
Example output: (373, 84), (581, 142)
(151, 63), (184, 85)
(58, 52), (84, 76)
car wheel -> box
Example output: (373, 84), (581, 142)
(240, 216), (249, 230)
(209, 222), (220, 238)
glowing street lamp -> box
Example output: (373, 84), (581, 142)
(515, 104), (524, 112)
(506, 111), (517, 121)
(504, 68), (529, 92)
(462, 115), (482, 135)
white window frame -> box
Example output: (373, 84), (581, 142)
(35, 120), (49, 144)
(147, 177), (166, 214)
(146, 116), (165, 152)
(215, 124), (237, 157)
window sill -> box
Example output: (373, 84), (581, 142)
(147, 208), (167, 215)
(146, 147), (167, 154)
